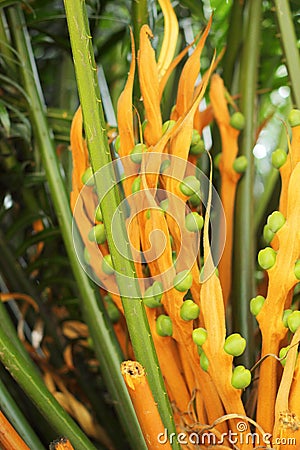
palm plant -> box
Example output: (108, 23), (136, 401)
(0, 1), (300, 449)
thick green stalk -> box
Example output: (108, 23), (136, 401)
(64, 1), (179, 448)
(274, 0), (300, 109)
(0, 324), (96, 450)
(132, 0), (148, 49)
(7, 5), (144, 449)
(0, 376), (45, 450)
(232, 0), (262, 369)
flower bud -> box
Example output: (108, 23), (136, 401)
(173, 270), (193, 292)
(230, 112), (245, 130)
(180, 299), (200, 321)
(190, 139), (205, 156)
(156, 314), (173, 337)
(88, 223), (106, 244)
(267, 211), (286, 233)
(231, 365), (251, 389)
(189, 192), (201, 207)
(250, 295), (265, 316)
(233, 156), (248, 174)
(224, 333), (246, 357)
(282, 309), (293, 328)
(287, 310), (300, 333)
(214, 153), (222, 169)
(180, 176), (200, 197)
(192, 327), (207, 346)
(143, 281), (163, 308)
(130, 143), (147, 164)
(263, 224), (275, 245)
(185, 212), (204, 232)
(258, 247), (276, 270)
(288, 109), (300, 127)
(271, 148), (287, 169)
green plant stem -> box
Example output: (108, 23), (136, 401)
(274, 0), (300, 109)
(0, 324), (97, 450)
(132, 0), (148, 49)
(64, 1), (179, 448)
(6, 5), (144, 449)
(0, 376), (45, 450)
(232, 0), (262, 369)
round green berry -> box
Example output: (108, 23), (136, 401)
(130, 143), (147, 164)
(287, 310), (300, 333)
(81, 167), (94, 186)
(88, 223), (106, 244)
(156, 314), (173, 337)
(173, 270), (193, 292)
(288, 109), (300, 127)
(271, 148), (287, 169)
(200, 351), (209, 372)
(102, 254), (114, 275)
(191, 129), (201, 146)
(230, 112), (245, 130)
(180, 299), (200, 321)
(263, 224), (275, 245)
(233, 156), (248, 174)
(179, 176), (200, 197)
(162, 120), (176, 134)
(143, 281), (163, 308)
(250, 295), (265, 316)
(279, 346), (290, 367)
(282, 309), (293, 328)
(258, 247), (277, 270)
(95, 204), (103, 222)
(224, 333), (246, 357)
(294, 260), (300, 280)
(267, 211), (286, 233)
(192, 327), (207, 346)
(131, 176), (141, 194)
(185, 212), (204, 232)
(189, 192), (201, 207)
(214, 153), (222, 170)
(190, 139), (205, 156)
(231, 365), (251, 389)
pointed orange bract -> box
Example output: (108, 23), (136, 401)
(157, 0), (179, 81)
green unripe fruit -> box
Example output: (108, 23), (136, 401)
(230, 112), (245, 130)
(271, 148), (287, 169)
(180, 176), (200, 197)
(191, 129), (201, 146)
(282, 309), (293, 328)
(267, 211), (286, 233)
(130, 143), (147, 164)
(162, 120), (176, 134)
(156, 314), (173, 337)
(263, 224), (275, 245)
(185, 212), (204, 232)
(200, 351), (209, 372)
(102, 254), (114, 275)
(287, 310), (300, 333)
(189, 192), (201, 207)
(250, 295), (265, 316)
(160, 199), (169, 212)
(214, 153), (222, 170)
(114, 135), (121, 153)
(88, 223), (106, 244)
(81, 167), (94, 186)
(173, 270), (193, 292)
(131, 176), (141, 194)
(258, 247), (277, 270)
(192, 327), (207, 346)
(279, 346), (290, 367)
(224, 333), (246, 357)
(294, 260), (300, 280)
(233, 156), (248, 174)
(84, 247), (91, 264)
(231, 365), (251, 389)
(288, 109), (300, 127)
(180, 299), (200, 321)
(143, 281), (163, 308)
(95, 204), (103, 222)
(190, 140), (205, 156)
(106, 301), (120, 323)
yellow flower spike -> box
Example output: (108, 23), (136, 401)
(257, 162), (300, 434)
(209, 74), (242, 306)
(157, 0), (179, 81)
(69, 107), (89, 211)
(117, 29), (135, 159)
(138, 25), (163, 146)
(172, 15), (212, 120)
(272, 328), (300, 450)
